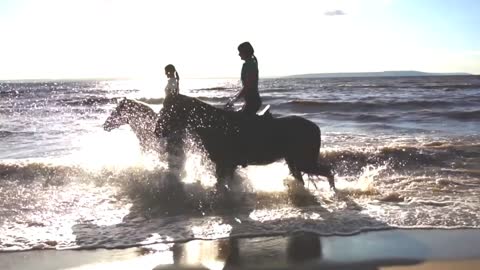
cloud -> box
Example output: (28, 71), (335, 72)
(324, 10), (346, 16)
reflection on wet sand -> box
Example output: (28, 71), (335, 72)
(151, 230), (430, 270)
(153, 232), (322, 270)
(286, 232), (322, 263)
(171, 238), (240, 270)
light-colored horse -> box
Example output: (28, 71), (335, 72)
(103, 98), (163, 153)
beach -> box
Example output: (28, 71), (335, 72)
(2, 0), (480, 267)
(2, 229), (480, 270)
(1, 76), (479, 268)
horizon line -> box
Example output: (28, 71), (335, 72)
(0, 70), (477, 82)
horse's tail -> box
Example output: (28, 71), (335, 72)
(302, 159), (336, 190)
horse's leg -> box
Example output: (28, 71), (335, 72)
(166, 133), (186, 178)
(215, 163), (226, 188)
(287, 159), (304, 185)
(215, 162), (236, 190)
(315, 162), (336, 190)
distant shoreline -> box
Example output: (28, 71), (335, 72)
(283, 70), (474, 79)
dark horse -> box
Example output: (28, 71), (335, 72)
(155, 94), (335, 190)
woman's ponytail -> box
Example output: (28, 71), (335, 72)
(175, 71), (180, 94)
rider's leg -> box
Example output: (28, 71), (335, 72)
(241, 99), (261, 115)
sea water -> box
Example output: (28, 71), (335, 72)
(0, 76), (479, 251)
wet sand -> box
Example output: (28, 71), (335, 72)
(1, 229), (480, 270)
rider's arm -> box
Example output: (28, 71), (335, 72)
(229, 70), (258, 103)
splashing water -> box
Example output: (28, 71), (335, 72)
(1, 77), (480, 251)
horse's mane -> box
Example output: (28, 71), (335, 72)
(123, 96), (222, 117)
(173, 94), (231, 115)
(129, 98), (152, 107)
(158, 94), (242, 134)
(123, 98), (156, 116)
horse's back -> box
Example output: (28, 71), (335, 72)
(273, 115), (320, 138)
(236, 115), (320, 160)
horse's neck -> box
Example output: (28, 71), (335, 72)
(165, 95), (234, 131)
(128, 109), (156, 135)
(184, 100), (235, 129)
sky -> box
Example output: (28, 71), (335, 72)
(0, 0), (479, 80)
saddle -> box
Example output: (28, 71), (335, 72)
(257, 105), (271, 116)
(224, 104), (273, 119)
(257, 105), (273, 119)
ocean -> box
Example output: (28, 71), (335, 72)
(0, 76), (479, 252)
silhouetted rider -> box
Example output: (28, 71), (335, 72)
(226, 41), (262, 115)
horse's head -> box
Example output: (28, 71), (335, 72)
(103, 97), (130, 131)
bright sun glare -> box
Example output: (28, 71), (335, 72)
(69, 128), (159, 171)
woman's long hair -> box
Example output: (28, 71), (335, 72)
(238, 41), (258, 63)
